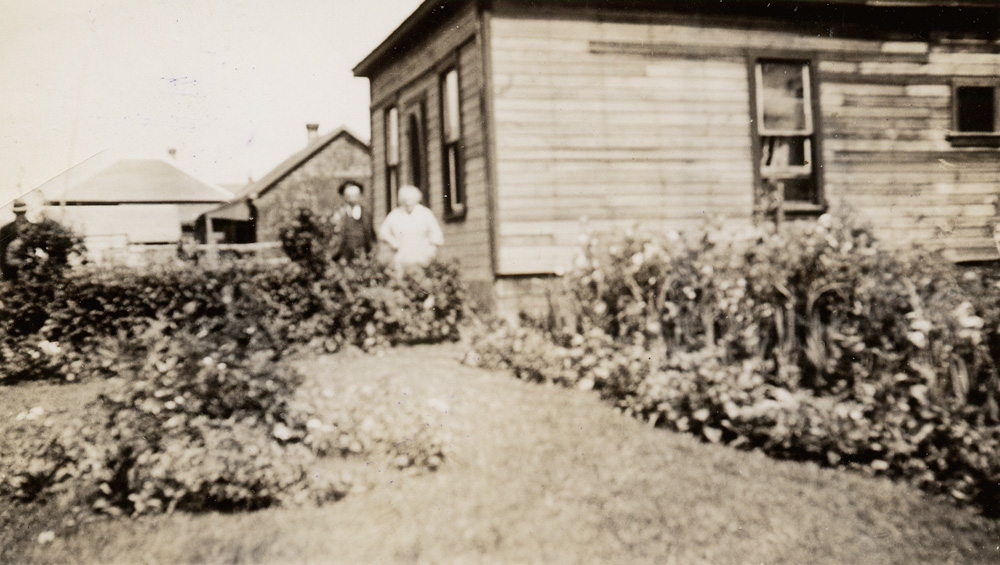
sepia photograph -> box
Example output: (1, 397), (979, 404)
(2, 0), (1000, 562)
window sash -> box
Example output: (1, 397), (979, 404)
(440, 66), (465, 219)
(444, 145), (464, 212)
(755, 62), (814, 137)
(386, 168), (399, 211)
(760, 135), (813, 177)
(442, 69), (461, 144)
(753, 58), (821, 208)
(385, 106), (400, 166)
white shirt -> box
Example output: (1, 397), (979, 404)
(378, 204), (444, 267)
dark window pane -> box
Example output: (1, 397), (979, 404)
(782, 177), (815, 203)
(386, 107), (399, 165)
(957, 86), (996, 132)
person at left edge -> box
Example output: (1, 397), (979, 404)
(0, 200), (30, 282)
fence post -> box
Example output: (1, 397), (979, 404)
(205, 215), (219, 267)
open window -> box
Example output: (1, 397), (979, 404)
(384, 106), (400, 213)
(753, 59), (823, 214)
(440, 67), (466, 221)
(948, 81), (1000, 147)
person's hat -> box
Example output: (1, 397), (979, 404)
(11, 200), (26, 214)
(338, 181), (363, 196)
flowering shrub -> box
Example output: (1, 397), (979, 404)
(1, 330), (328, 515)
(569, 213), (1000, 411)
(0, 215), (462, 521)
(623, 351), (1000, 512)
(470, 320), (655, 394)
(471, 213), (1000, 514)
(1, 329), (449, 517)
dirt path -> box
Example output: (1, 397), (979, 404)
(23, 344), (1000, 564)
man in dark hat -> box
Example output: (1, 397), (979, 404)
(0, 200), (30, 281)
(331, 181), (375, 262)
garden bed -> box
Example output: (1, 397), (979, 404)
(4, 344), (998, 564)
(472, 213), (1000, 515)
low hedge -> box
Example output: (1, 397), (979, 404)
(471, 213), (1000, 515)
(0, 256), (466, 385)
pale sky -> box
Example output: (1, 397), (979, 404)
(0, 0), (424, 204)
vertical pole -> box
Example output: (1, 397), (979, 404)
(206, 215), (218, 267)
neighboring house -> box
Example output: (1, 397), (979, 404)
(198, 125), (372, 244)
(15, 152), (231, 261)
(353, 0), (1000, 312)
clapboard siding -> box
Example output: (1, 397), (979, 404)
(489, 15), (755, 274)
(368, 4), (479, 108)
(488, 10), (1000, 273)
(821, 53), (1000, 261)
(367, 13), (492, 284)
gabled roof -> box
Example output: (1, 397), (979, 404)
(353, 0), (1000, 77)
(235, 126), (370, 201)
(34, 153), (231, 205)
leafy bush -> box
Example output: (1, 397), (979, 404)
(279, 208), (336, 270)
(569, 214), (1000, 413)
(0, 214), (462, 520)
(0, 258), (465, 385)
(1, 328), (449, 517)
(1, 330), (329, 515)
(471, 213), (1000, 515)
(4, 218), (85, 282)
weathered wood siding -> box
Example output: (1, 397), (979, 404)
(489, 15), (755, 274)
(368, 4), (493, 290)
(821, 51), (1000, 262)
(488, 11), (1000, 273)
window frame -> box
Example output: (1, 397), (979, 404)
(439, 64), (467, 222)
(948, 78), (1000, 148)
(748, 54), (826, 216)
(384, 105), (400, 214)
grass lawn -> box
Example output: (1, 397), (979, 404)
(2, 344), (999, 564)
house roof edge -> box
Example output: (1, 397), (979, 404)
(352, 0), (997, 77)
(354, 0), (473, 78)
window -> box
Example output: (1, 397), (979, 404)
(403, 99), (429, 204)
(949, 82), (1000, 147)
(753, 59), (822, 213)
(440, 67), (465, 220)
(384, 106), (400, 213)
(956, 86), (996, 132)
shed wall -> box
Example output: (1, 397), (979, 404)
(488, 11), (1000, 274)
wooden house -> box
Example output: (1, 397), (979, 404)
(353, 0), (1000, 311)
(198, 125), (372, 245)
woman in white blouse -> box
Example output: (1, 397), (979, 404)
(378, 185), (444, 269)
